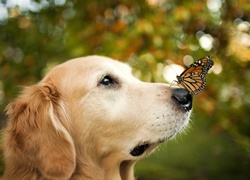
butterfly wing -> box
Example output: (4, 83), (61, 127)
(176, 56), (213, 95)
(190, 56), (214, 73)
(177, 66), (206, 95)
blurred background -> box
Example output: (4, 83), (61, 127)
(0, 0), (250, 179)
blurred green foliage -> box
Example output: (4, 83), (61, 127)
(0, 0), (250, 179)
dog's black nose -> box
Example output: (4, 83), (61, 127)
(172, 88), (192, 111)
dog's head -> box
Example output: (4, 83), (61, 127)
(4, 55), (192, 179)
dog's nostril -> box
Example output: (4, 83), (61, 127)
(172, 88), (192, 111)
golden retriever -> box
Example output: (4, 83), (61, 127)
(2, 55), (192, 180)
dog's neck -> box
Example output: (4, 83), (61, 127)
(72, 151), (136, 180)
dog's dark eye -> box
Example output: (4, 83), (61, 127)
(99, 76), (115, 87)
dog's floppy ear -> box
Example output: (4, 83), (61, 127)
(4, 82), (76, 179)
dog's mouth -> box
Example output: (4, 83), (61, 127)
(130, 135), (177, 157)
(130, 143), (150, 156)
(130, 140), (165, 157)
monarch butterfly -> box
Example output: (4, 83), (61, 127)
(176, 56), (214, 95)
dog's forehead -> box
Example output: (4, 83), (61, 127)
(90, 57), (131, 73)
(68, 56), (135, 79)
(43, 56), (138, 88)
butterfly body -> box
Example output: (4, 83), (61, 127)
(176, 56), (214, 95)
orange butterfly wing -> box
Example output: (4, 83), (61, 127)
(176, 56), (214, 95)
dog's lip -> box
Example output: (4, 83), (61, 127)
(130, 139), (164, 157)
(130, 143), (150, 156)
(130, 132), (181, 156)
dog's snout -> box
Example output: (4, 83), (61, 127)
(172, 88), (192, 111)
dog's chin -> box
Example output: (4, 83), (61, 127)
(130, 132), (180, 157)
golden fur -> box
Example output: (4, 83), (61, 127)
(2, 56), (191, 179)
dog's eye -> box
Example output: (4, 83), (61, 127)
(99, 76), (115, 87)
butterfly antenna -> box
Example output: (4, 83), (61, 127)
(165, 60), (179, 88)
(169, 80), (176, 88)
